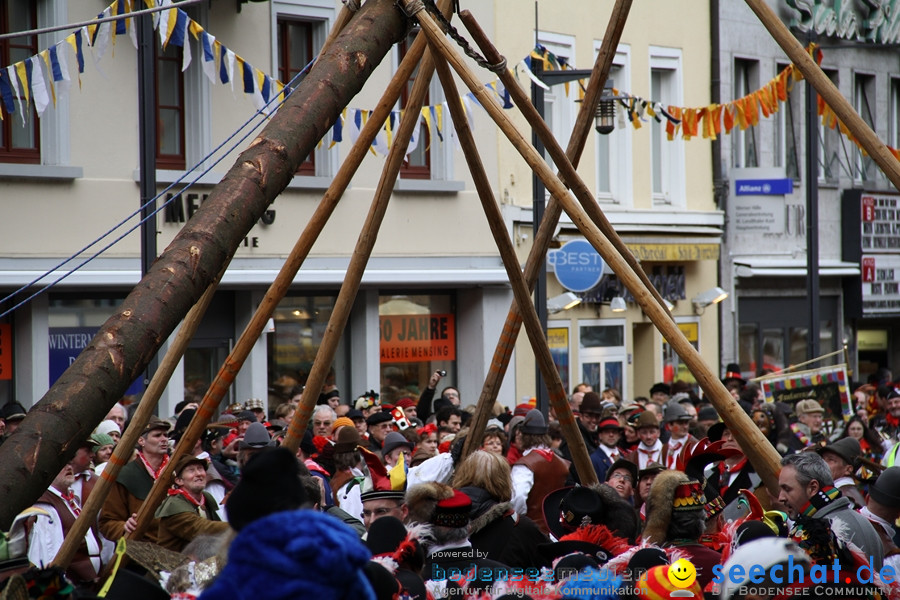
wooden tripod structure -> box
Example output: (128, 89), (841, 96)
(0, 0), (893, 572)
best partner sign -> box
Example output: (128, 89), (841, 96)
(380, 314), (456, 363)
(548, 240), (606, 293)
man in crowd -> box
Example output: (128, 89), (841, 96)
(0, 401), (27, 446)
(784, 399), (827, 452)
(661, 401), (696, 469)
(777, 451), (883, 569)
(559, 391), (602, 483)
(155, 454), (229, 551)
(104, 402), (127, 433)
(589, 416), (624, 482)
(435, 406), (462, 438)
(511, 409), (570, 535)
(100, 416), (171, 544)
(366, 410), (394, 452)
(26, 462), (104, 587)
(816, 437), (865, 508)
(626, 411), (667, 469)
(860, 466), (900, 574)
(312, 405), (336, 438)
(360, 486), (408, 531)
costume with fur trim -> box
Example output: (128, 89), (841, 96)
(464, 491), (549, 569)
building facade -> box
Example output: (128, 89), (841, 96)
(0, 0), (726, 416)
(717, 0), (900, 384)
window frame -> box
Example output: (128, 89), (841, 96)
(593, 40), (632, 206)
(271, 0), (335, 181)
(853, 72), (876, 183)
(397, 29), (432, 180)
(732, 58), (760, 169)
(649, 46), (685, 208)
(277, 17), (316, 175)
(775, 61), (801, 181)
(0, 0), (41, 164)
(818, 68), (841, 184)
(155, 41), (187, 170)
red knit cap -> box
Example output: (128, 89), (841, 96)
(396, 398), (417, 409)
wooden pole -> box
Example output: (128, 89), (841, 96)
(281, 7), (450, 452)
(743, 0), (900, 190)
(431, 50), (597, 484)
(52, 275), (221, 568)
(461, 1), (633, 458)
(408, 0), (784, 496)
(128, 2), (453, 539)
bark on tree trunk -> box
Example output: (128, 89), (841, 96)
(0, 0), (407, 530)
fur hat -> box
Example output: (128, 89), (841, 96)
(642, 470), (706, 544)
(405, 481), (456, 525)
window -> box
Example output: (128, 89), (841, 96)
(0, 0), (40, 163)
(277, 18), (315, 175)
(156, 42), (186, 170)
(398, 30), (430, 179)
(853, 73), (876, 182)
(891, 78), (900, 150)
(594, 41), (632, 205)
(650, 47), (684, 207)
(536, 33), (577, 173)
(775, 62), (800, 180)
(733, 59), (759, 168)
(818, 69), (840, 183)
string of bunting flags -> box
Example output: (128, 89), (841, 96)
(1, 4), (897, 161)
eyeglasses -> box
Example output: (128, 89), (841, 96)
(609, 472), (633, 484)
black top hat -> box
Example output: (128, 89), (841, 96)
(707, 421), (727, 443)
(722, 363), (746, 385)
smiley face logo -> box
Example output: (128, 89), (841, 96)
(667, 558), (697, 589)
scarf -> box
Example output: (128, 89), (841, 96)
(717, 457), (748, 496)
(60, 490), (82, 517)
(886, 412), (900, 429)
(789, 423), (810, 447)
(167, 487), (207, 514)
(799, 485), (842, 518)
(138, 451), (170, 480)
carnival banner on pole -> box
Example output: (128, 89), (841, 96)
(760, 364), (853, 422)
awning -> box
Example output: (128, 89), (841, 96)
(734, 258), (860, 278)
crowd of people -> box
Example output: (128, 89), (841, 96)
(2, 363), (900, 600)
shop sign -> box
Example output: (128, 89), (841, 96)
(0, 324), (11, 380)
(860, 193), (900, 252)
(861, 254), (900, 315)
(379, 314), (456, 363)
(627, 243), (720, 261)
(735, 178), (793, 196)
(547, 240), (606, 292)
(786, 0), (900, 45)
(49, 327), (143, 394)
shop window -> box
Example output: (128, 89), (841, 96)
(267, 295), (339, 404)
(47, 297), (143, 395)
(547, 323), (570, 394)
(578, 321), (625, 398)
(0, 0), (40, 164)
(662, 320), (699, 388)
(378, 294), (455, 405)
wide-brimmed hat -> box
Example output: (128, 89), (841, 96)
(632, 410), (659, 430)
(580, 392), (604, 416)
(870, 466), (900, 506)
(794, 399), (825, 415)
(816, 437), (861, 466)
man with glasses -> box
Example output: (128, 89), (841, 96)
(359, 488), (408, 530)
(604, 459), (637, 503)
(559, 392), (603, 484)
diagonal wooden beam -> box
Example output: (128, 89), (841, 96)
(431, 47), (597, 484)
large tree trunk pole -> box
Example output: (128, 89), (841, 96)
(743, 0), (900, 189)
(460, 2), (633, 458)
(52, 277), (221, 568)
(281, 17), (445, 452)
(127, 0), (452, 538)
(432, 51), (597, 484)
(0, 0), (407, 531)
(409, 0), (784, 496)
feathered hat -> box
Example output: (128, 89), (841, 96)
(673, 437), (741, 519)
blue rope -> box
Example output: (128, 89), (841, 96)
(0, 60), (317, 320)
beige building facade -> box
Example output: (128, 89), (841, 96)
(0, 0), (723, 415)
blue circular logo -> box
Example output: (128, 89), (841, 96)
(547, 240), (606, 292)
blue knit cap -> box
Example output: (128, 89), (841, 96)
(199, 510), (375, 600)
